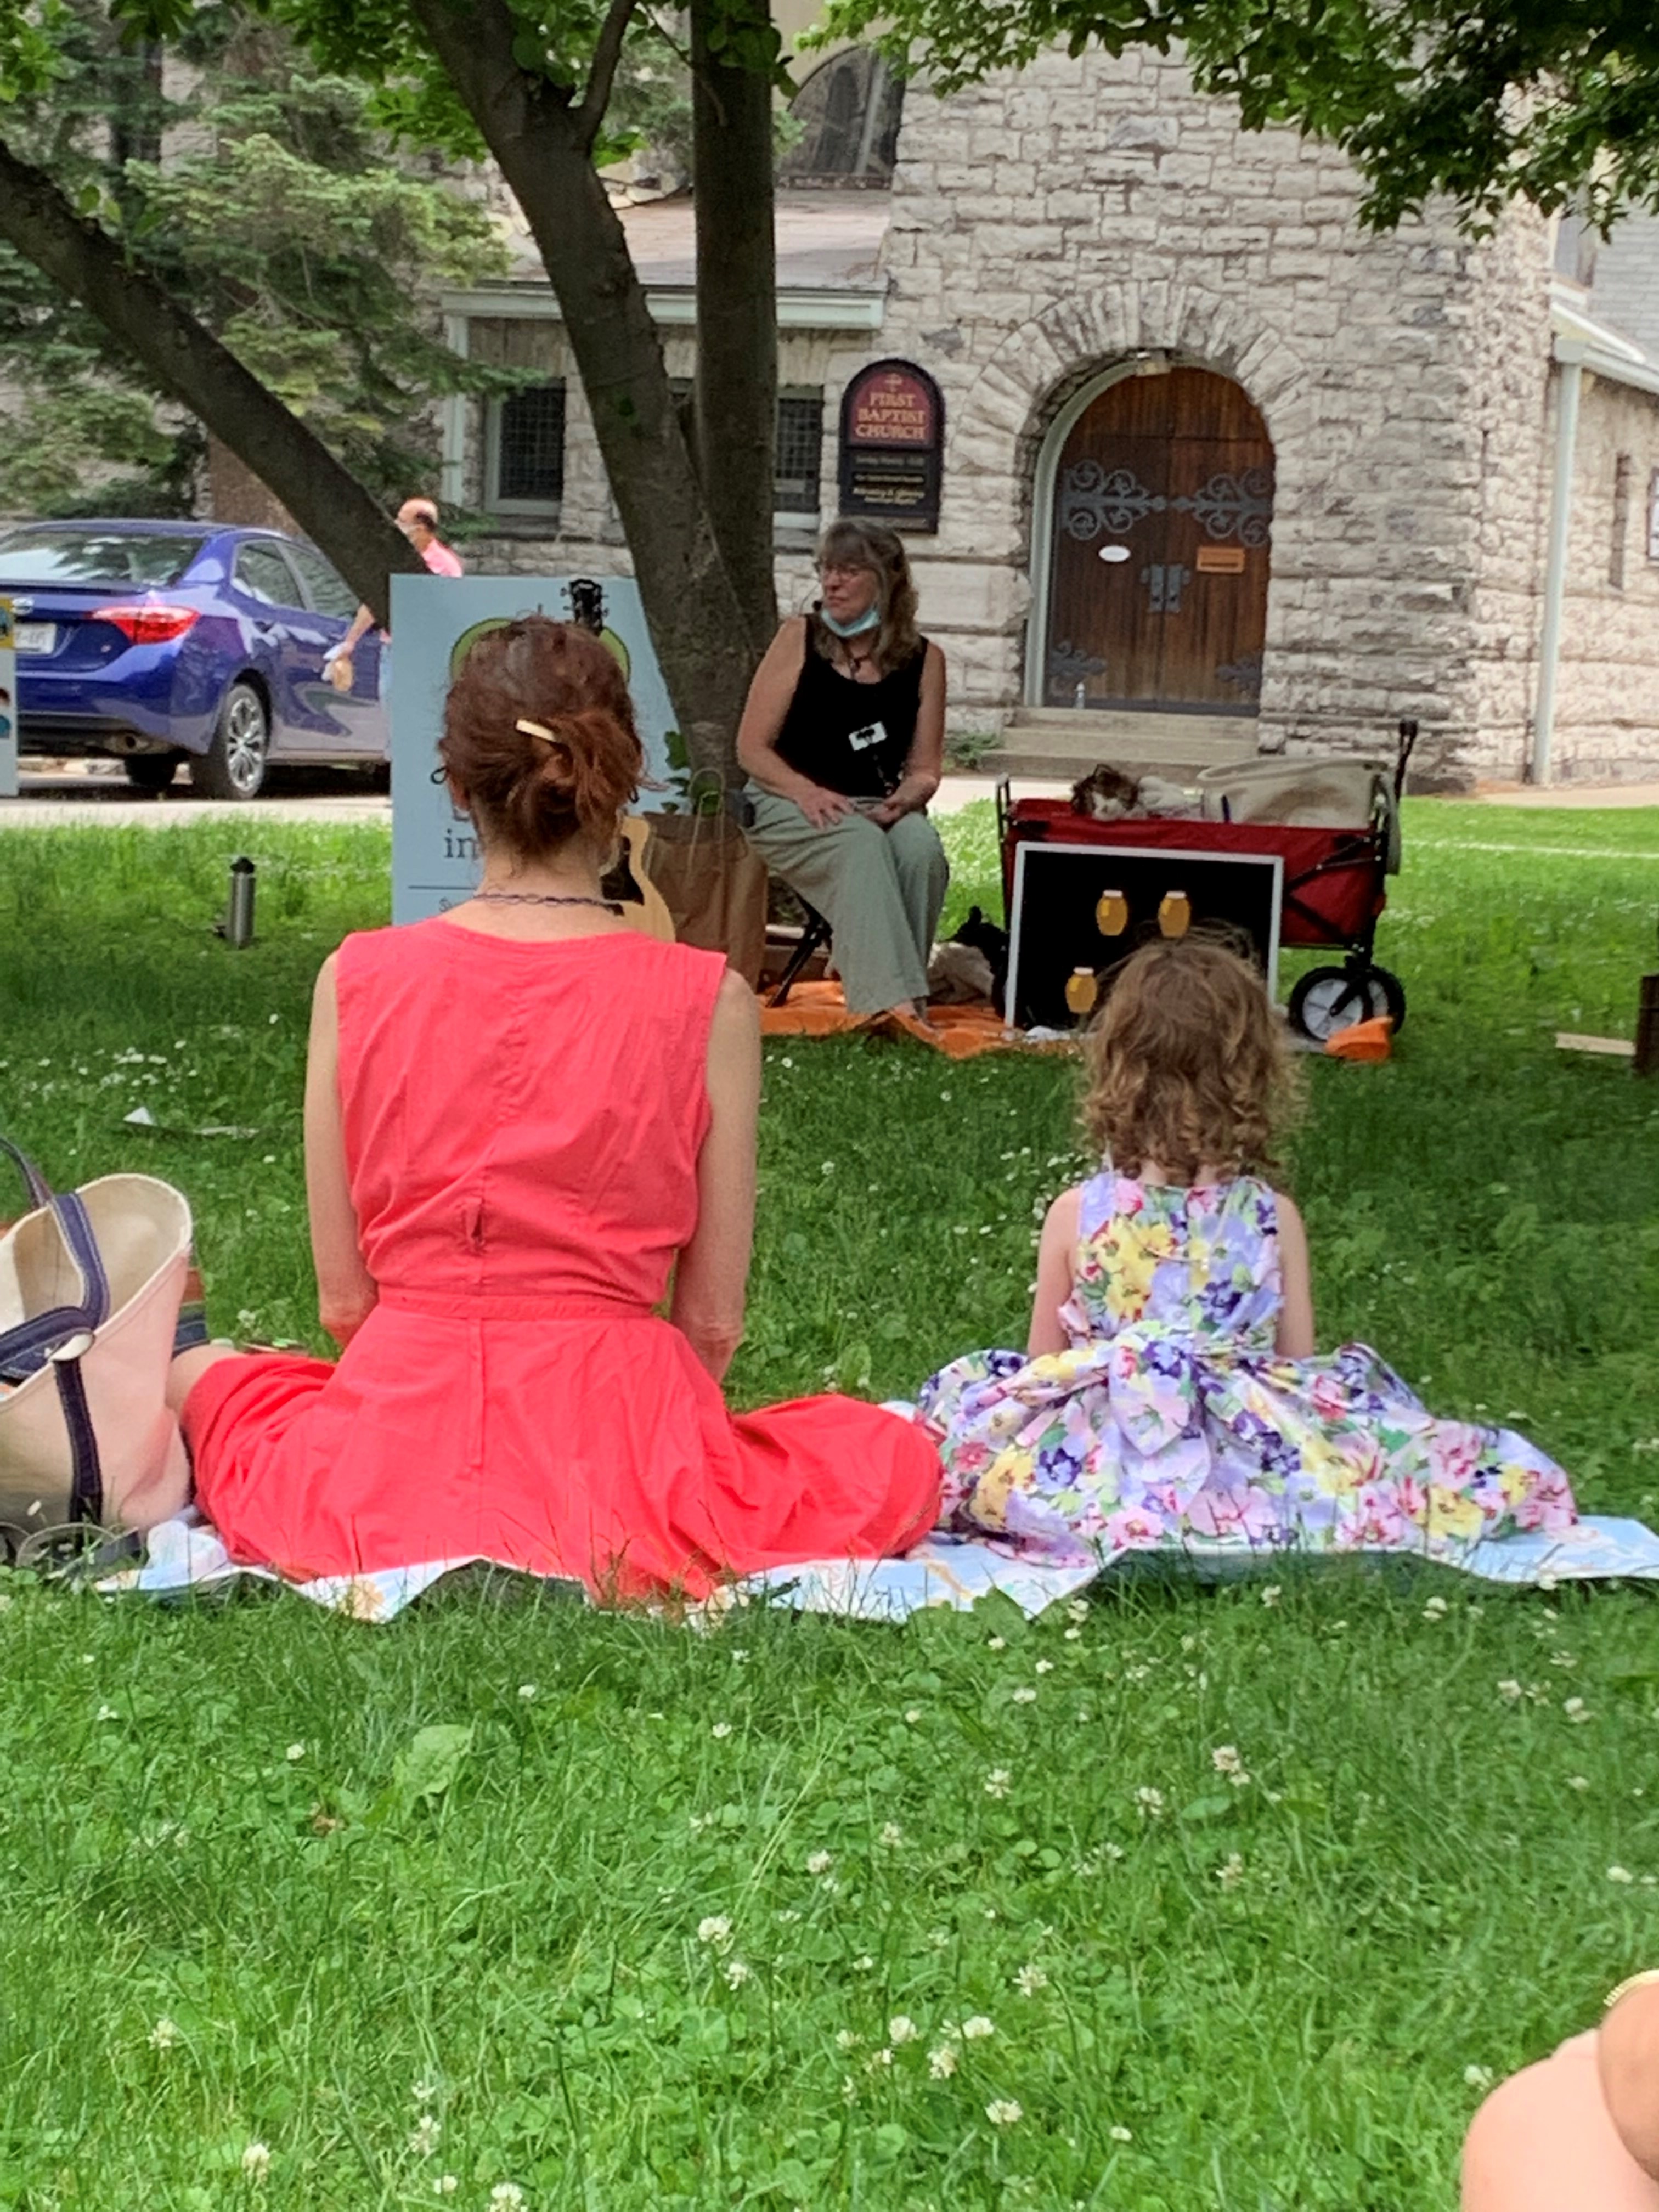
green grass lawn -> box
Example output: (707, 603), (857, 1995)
(0, 802), (1656, 2210)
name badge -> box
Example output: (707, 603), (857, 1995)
(847, 719), (888, 753)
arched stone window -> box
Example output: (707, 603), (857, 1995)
(778, 49), (904, 185)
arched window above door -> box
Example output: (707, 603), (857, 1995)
(778, 49), (904, 185)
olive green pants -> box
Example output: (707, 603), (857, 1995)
(746, 789), (951, 1015)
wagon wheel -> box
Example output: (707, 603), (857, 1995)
(1288, 963), (1406, 1043)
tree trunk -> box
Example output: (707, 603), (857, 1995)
(0, 136), (423, 624)
(690, 0), (780, 650)
(406, 0), (761, 785)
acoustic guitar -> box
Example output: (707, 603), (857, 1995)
(603, 817), (675, 943)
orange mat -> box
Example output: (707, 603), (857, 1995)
(757, 981), (1063, 1058)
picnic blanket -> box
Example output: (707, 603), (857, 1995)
(97, 1509), (1659, 1624)
(758, 983), (1052, 1058)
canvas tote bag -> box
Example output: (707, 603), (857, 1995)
(0, 1137), (194, 1547)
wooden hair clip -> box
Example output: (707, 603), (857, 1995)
(515, 718), (563, 746)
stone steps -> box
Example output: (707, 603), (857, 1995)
(979, 708), (1264, 782)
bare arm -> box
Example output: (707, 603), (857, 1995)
(736, 617), (853, 830)
(1273, 1191), (1316, 1358)
(1028, 1186), (1081, 1357)
(874, 641), (947, 826)
(670, 968), (762, 1383)
(304, 954), (377, 1348)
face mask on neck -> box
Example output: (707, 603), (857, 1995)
(819, 602), (881, 640)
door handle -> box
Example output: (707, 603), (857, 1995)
(1139, 563), (1191, 614)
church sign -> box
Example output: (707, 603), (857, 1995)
(839, 359), (944, 533)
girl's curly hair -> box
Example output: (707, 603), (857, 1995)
(1080, 934), (1302, 1183)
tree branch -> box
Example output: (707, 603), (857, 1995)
(0, 131), (424, 620)
(575, 0), (639, 152)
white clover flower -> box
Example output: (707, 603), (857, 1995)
(1211, 1746), (1243, 1774)
(889, 2015), (919, 2044)
(1109, 2124), (1133, 2142)
(928, 2044), (958, 2079)
(1609, 1865), (1635, 1884)
(697, 1915), (733, 1949)
(1497, 1679), (1524, 1702)
(868, 2046), (894, 2069)
(1260, 1585), (1282, 1607)
(987, 1636), (1007, 1652)
(852, 1954), (875, 1972)
(961, 2016), (995, 2040)
(517, 1683), (538, 1701)
(433, 2180), (458, 2198)
(724, 1959), (752, 1989)
(1035, 1659), (1054, 1674)
(413, 2079), (438, 2106)
(1064, 1627), (1082, 1642)
(285, 1742), (306, 1762)
(878, 1822), (904, 1848)
(806, 1850), (834, 1874)
(834, 2028), (861, 2051)
(1539, 1570), (1559, 1593)
(148, 2016), (179, 2051)
(410, 2113), (442, 2156)
(489, 2188), (524, 2210)
(1014, 1965), (1048, 1997)
(97, 1703), (119, 1723)
(841, 2075), (858, 2103)
(711, 1720), (733, 1740)
(1012, 1686), (1037, 1705)
(1423, 1596), (1449, 1620)
(904, 1707), (923, 1724)
(1216, 1853), (1245, 1889)
(1135, 1786), (1166, 1818)
(1565, 1698), (1592, 1724)
(985, 2099), (1023, 2127)
(1464, 2064), (1494, 2089)
(1065, 1600), (1089, 1622)
(241, 2143), (272, 2181)
(1568, 1775), (1590, 1792)
(984, 1768), (1012, 1799)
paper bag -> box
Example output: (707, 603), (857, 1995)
(642, 809), (769, 987)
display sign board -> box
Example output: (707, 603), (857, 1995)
(838, 359), (944, 533)
(1006, 840), (1283, 1030)
(1649, 468), (1659, 565)
(0, 597), (16, 799)
(389, 574), (675, 925)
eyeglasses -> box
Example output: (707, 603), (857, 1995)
(820, 562), (874, 582)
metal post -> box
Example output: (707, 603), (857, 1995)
(224, 856), (256, 948)
(1532, 353), (1583, 787)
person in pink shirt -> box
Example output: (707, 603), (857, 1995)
(327, 494), (464, 691)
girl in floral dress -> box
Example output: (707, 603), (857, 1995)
(917, 936), (1576, 1564)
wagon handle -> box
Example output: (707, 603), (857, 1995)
(1394, 718), (1419, 801)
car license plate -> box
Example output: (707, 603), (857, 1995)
(13, 622), (56, 654)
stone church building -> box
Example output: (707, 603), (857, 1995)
(439, 37), (1659, 787)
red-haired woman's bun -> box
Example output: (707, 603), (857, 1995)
(439, 618), (642, 859)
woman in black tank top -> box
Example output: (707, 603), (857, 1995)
(738, 520), (950, 1023)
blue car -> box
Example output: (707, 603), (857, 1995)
(0, 518), (387, 798)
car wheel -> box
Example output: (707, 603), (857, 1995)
(190, 682), (270, 800)
(123, 752), (179, 793)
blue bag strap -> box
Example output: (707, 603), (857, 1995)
(0, 1176), (112, 1384)
(49, 1344), (105, 1524)
(0, 1136), (52, 1213)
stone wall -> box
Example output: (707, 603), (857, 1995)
(1548, 371), (1659, 781)
(874, 46), (1558, 782)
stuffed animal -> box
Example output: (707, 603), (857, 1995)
(951, 905), (1011, 1001)
(1069, 763), (1141, 820)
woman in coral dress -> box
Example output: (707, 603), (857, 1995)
(166, 617), (939, 1599)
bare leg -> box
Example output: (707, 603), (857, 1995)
(166, 1342), (242, 1418)
(1463, 2033), (1659, 2212)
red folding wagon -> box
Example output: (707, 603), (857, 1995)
(997, 719), (1417, 1041)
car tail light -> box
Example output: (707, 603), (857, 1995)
(92, 602), (201, 645)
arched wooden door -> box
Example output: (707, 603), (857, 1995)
(1042, 367), (1274, 714)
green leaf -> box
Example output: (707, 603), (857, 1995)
(394, 1722), (475, 1808)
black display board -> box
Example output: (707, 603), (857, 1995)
(838, 359), (944, 533)
(1005, 841), (1283, 1030)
